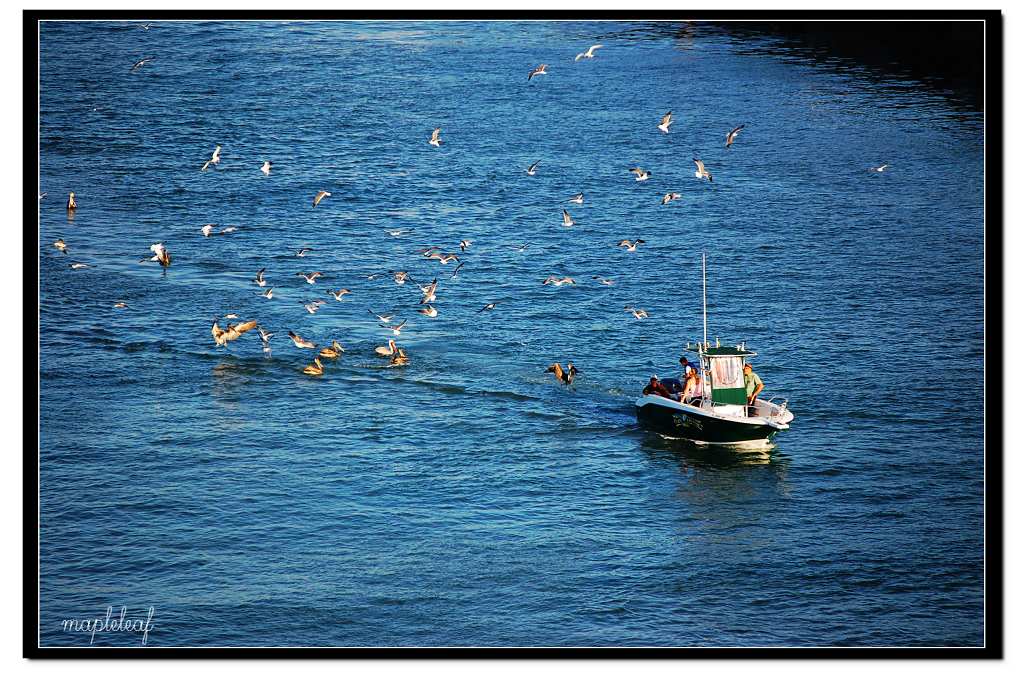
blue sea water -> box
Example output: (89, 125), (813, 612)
(37, 20), (985, 647)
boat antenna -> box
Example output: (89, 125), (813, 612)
(702, 251), (708, 348)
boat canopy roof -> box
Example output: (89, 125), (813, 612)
(682, 345), (757, 358)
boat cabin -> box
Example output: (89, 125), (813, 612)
(684, 342), (756, 417)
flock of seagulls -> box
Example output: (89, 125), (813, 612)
(44, 27), (893, 388)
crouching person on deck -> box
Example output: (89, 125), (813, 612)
(643, 375), (676, 400)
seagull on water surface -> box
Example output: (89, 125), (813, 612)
(870, 163), (891, 172)
(568, 193), (584, 204)
(479, 302), (497, 313)
(543, 276), (576, 287)
(617, 239), (646, 252)
(429, 128), (442, 147)
(53, 238), (68, 254)
(260, 161), (272, 175)
(70, 262), (90, 269)
(592, 276), (614, 286)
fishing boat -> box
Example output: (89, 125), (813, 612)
(635, 254), (794, 449)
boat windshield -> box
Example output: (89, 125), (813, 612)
(709, 356), (744, 389)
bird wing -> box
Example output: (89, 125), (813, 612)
(693, 158), (705, 172)
(588, 44), (603, 56)
(660, 112), (672, 126)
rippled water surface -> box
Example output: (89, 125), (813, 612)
(37, 20), (985, 647)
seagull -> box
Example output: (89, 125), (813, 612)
(418, 305), (438, 317)
(657, 111), (673, 134)
(419, 245), (442, 257)
(312, 190), (331, 208)
(259, 287), (274, 300)
(130, 57), (154, 72)
(201, 224), (217, 237)
(429, 252), (460, 264)
(375, 339), (398, 356)
(303, 357), (325, 376)
(70, 263), (90, 269)
(380, 320), (407, 336)
(575, 44), (603, 61)
(297, 271), (324, 284)
(369, 310), (395, 323)
(319, 340), (345, 359)
(296, 247), (313, 257)
(253, 267), (267, 287)
(419, 279), (438, 303)
(223, 314), (239, 320)
(328, 288), (352, 301)
(513, 243), (530, 252)
(140, 242), (172, 267)
(139, 23), (153, 30)
(693, 158), (713, 182)
(870, 163), (891, 172)
(617, 239), (646, 252)
(450, 261), (465, 279)
(303, 300), (326, 314)
(386, 229), (412, 237)
(260, 161), (272, 175)
(459, 239), (472, 251)
(568, 193), (584, 204)
(527, 64), (548, 81)
(726, 124), (746, 148)
(211, 317), (258, 347)
(661, 192), (682, 205)
(393, 271), (411, 285)
(66, 192), (77, 210)
(219, 226), (238, 235)
(257, 326), (274, 344)
(543, 276), (576, 287)
(199, 145), (221, 172)
(526, 160), (541, 176)
(629, 167), (651, 182)
(479, 302), (497, 312)
(113, 301), (128, 309)
(592, 276), (614, 285)
(53, 238), (68, 254)
(39, 192), (47, 201)
(562, 209), (575, 227)
(429, 128), (442, 147)
(287, 330), (316, 349)
(546, 362), (579, 385)
(624, 306), (649, 319)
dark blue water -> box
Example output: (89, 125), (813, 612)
(37, 20), (984, 647)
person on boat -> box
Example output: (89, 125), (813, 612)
(681, 369), (701, 402)
(679, 355), (698, 380)
(744, 363), (764, 415)
(643, 375), (675, 399)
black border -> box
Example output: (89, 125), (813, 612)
(25, 8), (1003, 659)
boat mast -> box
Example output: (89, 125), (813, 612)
(702, 251), (708, 348)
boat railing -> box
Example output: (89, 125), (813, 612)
(762, 396), (789, 422)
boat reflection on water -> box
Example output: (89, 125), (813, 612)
(639, 429), (791, 471)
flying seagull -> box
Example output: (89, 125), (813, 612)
(287, 330), (316, 349)
(429, 128), (442, 147)
(870, 163), (891, 172)
(575, 44), (603, 61)
(693, 158), (713, 182)
(527, 64), (548, 81)
(260, 161), (272, 175)
(726, 124), (746, 148)
(568, 193), (584, 204)
(130, 57), (154, 72)
(629, 167), (652, 182)
(312, 190), (331, 208)
(526, 160), (540, 176)
(562, 209), (575, 227)
(661, 192), (682, 205)
(546, 362), (579, 385)
(658, 111), (673, 134)
(617, 239), (646, 252)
